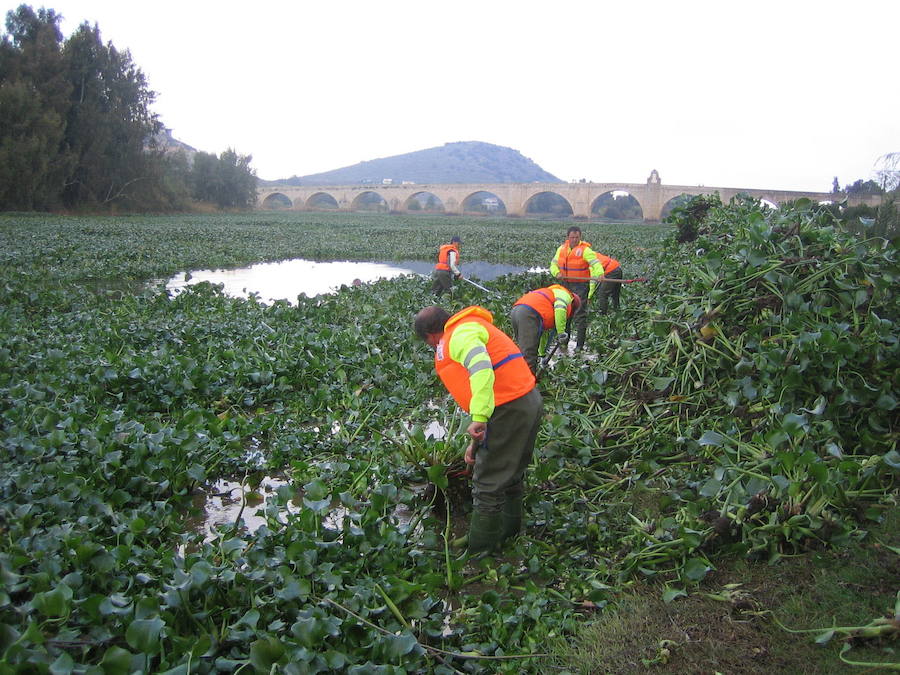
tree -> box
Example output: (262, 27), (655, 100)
(875, 152), (899, 193)
(188, 149), (257, 208)
(0, 5), (72, 210)
(61, 21), (160, 207)
(842, 179), (882, 196)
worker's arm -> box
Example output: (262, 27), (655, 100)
(448, 250), (461, 277)
(448, 321), (494, 424)
(583, 247), (604, 298)
(552, 288), (572, 333)
(549, 245), (563, 277)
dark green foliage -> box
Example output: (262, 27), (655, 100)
(664, 193), (722, 242)
(0, 4), (254, 213)
(0, 210), (895, 671)
(60, 21), (160, 208)
(189, 149), (258, 209)
(0, 5), (71, 210)
(592, 193), (642, 221)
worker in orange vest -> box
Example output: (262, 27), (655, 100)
(431, 236), (463, 297)
(509, 284), (581, 374)
(414, 305), (543, 555)
(549, 226), (623, 351)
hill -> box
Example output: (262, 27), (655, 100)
(151, 127), (197, 160)
(262, 141), (562, 186)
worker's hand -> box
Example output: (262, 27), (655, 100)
(466, 421), (486, 442)
(464, 440), (477, 465)
(455, 273), (463, 280)
(557, 332), (569, 346)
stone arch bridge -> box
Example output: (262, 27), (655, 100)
(257, 173), (878, 222)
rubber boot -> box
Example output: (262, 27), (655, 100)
(466, 509), (502, 556)
(575, 323), (587, 353)
(500, 495), (523, 542)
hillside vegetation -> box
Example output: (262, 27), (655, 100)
(267, 141), (562, 186)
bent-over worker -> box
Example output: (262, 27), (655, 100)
(509, 284), (581, 374)
(414, 305), (543, 555)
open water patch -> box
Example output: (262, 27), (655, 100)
(164, 258), (527, 305)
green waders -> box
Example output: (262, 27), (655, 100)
(500, 494), (524, 541)
(563, 281), (590, 351)
(466, 510), (503, 555)
(467, 388), (543, 555)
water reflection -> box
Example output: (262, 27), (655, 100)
(165, 258), (527, 305)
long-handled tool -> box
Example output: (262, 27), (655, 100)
(536, 337), (562, 376)
(462, 277), (497, 295)
(557, 275), (649, 284)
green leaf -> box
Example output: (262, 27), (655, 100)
(426, 463), (449, 490)
(303, 479), (328, 500)
(49, 652), (75, 675)
(125, 617), (165, 654)
(662, 587), (686, 604)
(699, 478), (722, 498)
(385, 631), (420, 660)
(250, 636), (285, 670)
(883, 450), (900, 470)
(235, 609), (260, 630)
(876, 393), (897, 411)
(814, 629), (835, 645)
(100, 646), (134, 675)
(683, 558), (711, 582)
(32, 583), (73, 618)
(698, 431), (725, 447)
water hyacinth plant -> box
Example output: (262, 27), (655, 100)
(0, 205), (896, 672)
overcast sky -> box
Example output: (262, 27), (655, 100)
(21, 0), (900, 191)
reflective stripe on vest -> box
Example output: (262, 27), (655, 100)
(435, 310), (535, 413)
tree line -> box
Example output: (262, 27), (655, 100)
(0, 5), (257, 213)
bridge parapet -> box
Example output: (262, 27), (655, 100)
(258, 179), (866, 222)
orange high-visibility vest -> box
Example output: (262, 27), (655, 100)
(435, 243), (460, 271)
(556, 241), (593, 280)
(596, 253), (620, 274)
(435, 306), (535, 413)
(513, 284), (575, 329)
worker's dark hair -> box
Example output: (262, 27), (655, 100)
(414, 306), (450, 340)
(566, 226), (582, 236)
(451, 236), (461, 244)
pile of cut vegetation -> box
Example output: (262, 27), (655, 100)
(541, 196), (898, 591)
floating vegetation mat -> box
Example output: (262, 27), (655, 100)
(0, 207), (895, 671)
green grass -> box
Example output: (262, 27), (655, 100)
(556, 507), (899, 674)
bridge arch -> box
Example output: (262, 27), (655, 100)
(405, 191), (445, 213)
(306, 192), (339, 210)
(351, 190), (388, 212)
(461, 190), (507, 215)
(261, 192), (292, 210)
(660, 193), (694, 220)
(524, 190), (573, 217)
(591, 190), (643, 221)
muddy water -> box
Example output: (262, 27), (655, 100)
(165, 258), (528, 305)
(185, 474), (432, 542)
